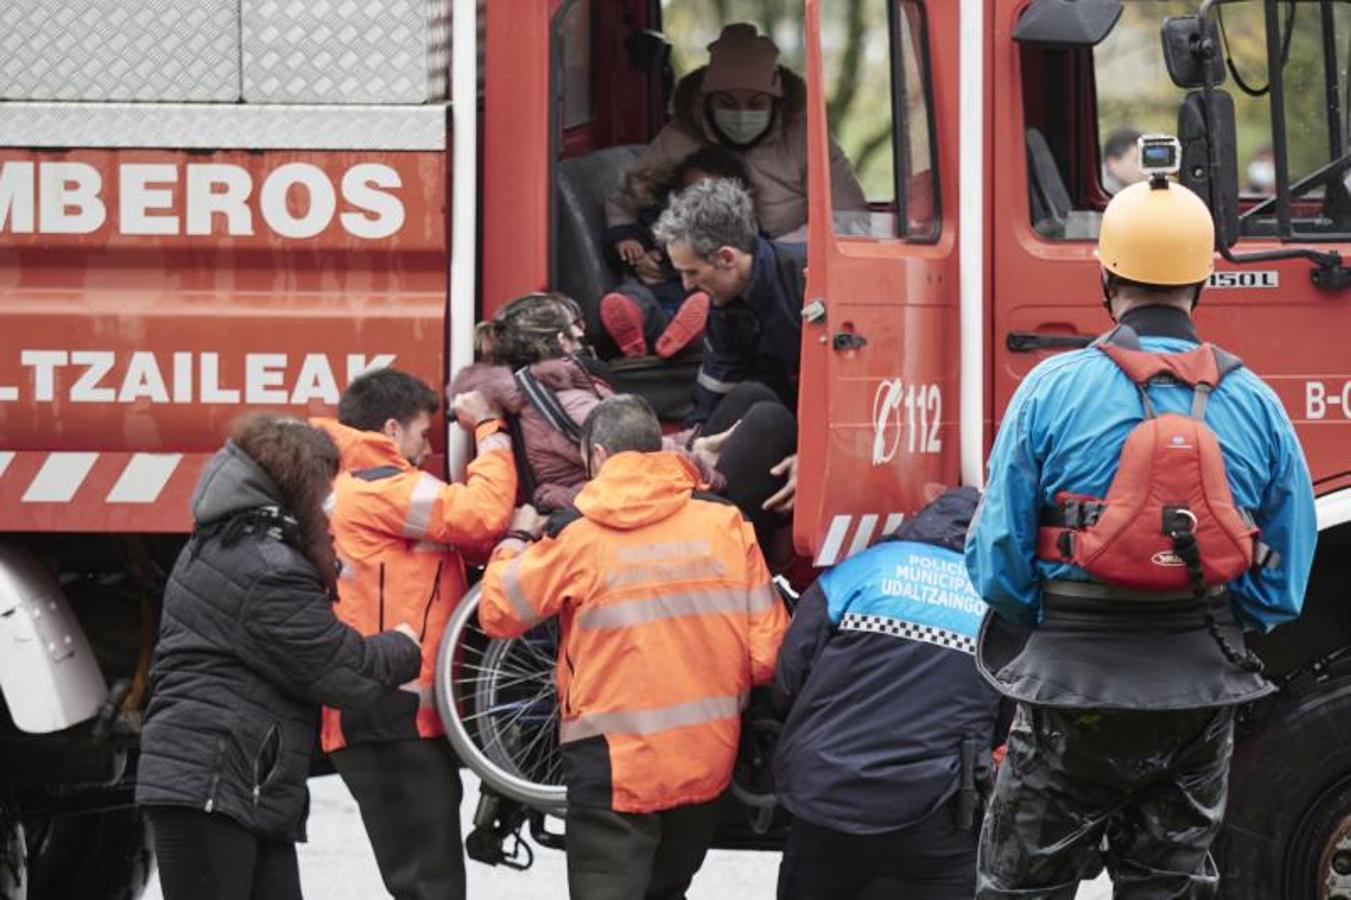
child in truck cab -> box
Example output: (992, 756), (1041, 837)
(605, 22), (867, 248)
(600, 145), (750, 359)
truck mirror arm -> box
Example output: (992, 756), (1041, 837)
(1196, 0), (1350, 291)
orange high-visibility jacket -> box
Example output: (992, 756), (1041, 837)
(313, 417), (516, 753)
(479, 451), (788, 814)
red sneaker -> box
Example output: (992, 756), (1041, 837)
(599, 292), (648, 357)
(655, 292), (710, 358)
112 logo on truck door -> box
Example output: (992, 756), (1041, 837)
(872, 378), (943, 465)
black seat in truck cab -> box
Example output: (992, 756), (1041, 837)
(555, 144), (644, 343)
(554, 143), (699, 422)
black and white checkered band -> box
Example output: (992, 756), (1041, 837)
(839, 613), (976, 655)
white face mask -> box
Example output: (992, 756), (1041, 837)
(713, 107), (772, 145)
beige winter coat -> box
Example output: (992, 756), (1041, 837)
(605, 66), (868, 240)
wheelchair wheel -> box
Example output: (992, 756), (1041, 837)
(435, 584), (569, 813)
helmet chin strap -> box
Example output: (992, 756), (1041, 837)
(1100, 271), (1117, 320)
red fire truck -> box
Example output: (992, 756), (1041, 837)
(1, 1), (1348, 897)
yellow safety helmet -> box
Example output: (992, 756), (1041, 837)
(1095, 180), (1215, 285)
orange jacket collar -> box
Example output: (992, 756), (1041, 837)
(310, 417), (411, 473)
(575, 451), (701, 531)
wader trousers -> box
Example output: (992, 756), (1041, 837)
(976, 704), (1234, 899)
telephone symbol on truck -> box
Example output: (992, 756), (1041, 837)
(872, 378), (943, 465)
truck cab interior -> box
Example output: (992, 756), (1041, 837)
(533, 0), (937, 419)
(1017, 0), (1351, 253)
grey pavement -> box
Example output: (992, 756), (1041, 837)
(144, 773), (1111, 899)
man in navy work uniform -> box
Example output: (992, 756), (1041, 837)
(654, 177), (803, 532)
(773, 487), (1004, 899)
(966, 175), (1317, 897)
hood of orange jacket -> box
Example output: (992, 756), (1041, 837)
(574, 451), (701, 530)
(311, 417), (410, 474)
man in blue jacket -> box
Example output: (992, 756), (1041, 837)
(773, 487), (1005, 899)
(966, 178), (1316, 897)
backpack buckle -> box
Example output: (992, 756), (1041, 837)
(1056, 530), (1074, 560)
(1063, 499), (1081, 527)
(1162, 506), (1198, 538)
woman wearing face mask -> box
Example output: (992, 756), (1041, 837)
(605, 23), (867, 255)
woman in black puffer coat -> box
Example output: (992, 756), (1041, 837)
(136, 414), (421, 900)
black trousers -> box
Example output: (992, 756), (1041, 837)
(331, 738), (466, 900)
(145, 805), (301, 900)
(977, 704), (1235, 899)
(565, 800), (720, 900)
(707, 383), (798, 546)
(777, 808), (978, 900)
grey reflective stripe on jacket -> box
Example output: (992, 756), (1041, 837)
(560, 691), (749, 744)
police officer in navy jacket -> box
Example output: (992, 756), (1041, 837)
(773, 487), (1004, 899)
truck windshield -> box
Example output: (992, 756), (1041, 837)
(1096, 0), (1351, 241)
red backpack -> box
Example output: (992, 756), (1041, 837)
(1036, 328), (1276, 595)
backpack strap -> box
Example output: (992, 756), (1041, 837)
(1189, 346), (1245, 421)
(514, 366), (584, 444)
(1092, 323), (1145, 352)
(1095, 325), (1157, 418)
(502, 411), (538, 503)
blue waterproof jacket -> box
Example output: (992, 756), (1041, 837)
(688, 236), (805, 426)
(966, 305), (1316, 632)
(773, 487), (1004, 834)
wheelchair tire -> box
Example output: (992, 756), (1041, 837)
(435, 585), (568, 813)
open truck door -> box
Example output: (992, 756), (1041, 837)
(795, 0), (960, 567)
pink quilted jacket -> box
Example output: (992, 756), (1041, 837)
(450, 358), (722, 511)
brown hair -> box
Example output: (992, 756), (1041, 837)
(229, 413), (340, 585)
(479, 292), (584, 368)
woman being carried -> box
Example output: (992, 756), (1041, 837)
(450, 292), (729, 512)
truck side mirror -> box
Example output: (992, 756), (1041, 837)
(1179, 90), (1240, 249)
(1162, 16), (1226, 89)
(1013, 0), (1122, 47)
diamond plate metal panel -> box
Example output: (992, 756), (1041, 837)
(0, 0), (240, 102)
(242, 0), (450, 104)
(0, 102), (447, 151)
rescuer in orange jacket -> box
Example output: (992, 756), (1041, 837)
(313, 367), (517, 900)
(480, 393), (789, 900)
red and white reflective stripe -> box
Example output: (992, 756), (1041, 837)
(0, 451), (202, 532)
(105, 453), (184, 503)
(814, 512), (906, 567)
(13, 451), (183, 504)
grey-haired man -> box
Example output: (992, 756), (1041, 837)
(654, 178), (804, 522)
